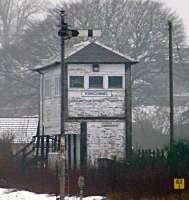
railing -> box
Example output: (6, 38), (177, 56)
(32, 134), (61, 160)
(13, 134), (61, 168)
(135, 149), (167, 160)
(95, 149), (168, 169)
(14, 136), (36, 158)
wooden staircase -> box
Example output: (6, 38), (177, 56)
(13, 134), (61, 168)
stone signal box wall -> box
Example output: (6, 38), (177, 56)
(36, 41), (137, 168)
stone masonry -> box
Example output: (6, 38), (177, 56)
(41, 63), (126, 164)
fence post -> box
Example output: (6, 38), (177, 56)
(58, 135), (61, 151)
(152, 150), (156, 159)
(148, 149), (151, 159)
(41, 135), (44, 161)
(36, 136), (40, 157)
(157, 149), (160, 159)
(161, 149), (165, 161)
(54, 136), (57, 152)
(22, 148), (26, 169)
(46, 135), (50, 161)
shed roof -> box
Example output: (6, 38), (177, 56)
(0, 117), (38, 143)
(34, 40), (137, 71)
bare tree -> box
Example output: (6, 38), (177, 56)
(36, 0), (188, 105)
(0, 0), (44, 47)
(0, 0), (45, 116)
(0, 0), (188, 116)
(0, 0), (45, 75)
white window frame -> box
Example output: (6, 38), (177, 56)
(44, 79), (51, 98)
(54, 77), (60, 96)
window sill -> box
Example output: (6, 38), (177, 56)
(68, 88), (125, 92)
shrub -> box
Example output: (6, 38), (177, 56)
(166, 140), (189, 176)
(0, 136), (58, 194)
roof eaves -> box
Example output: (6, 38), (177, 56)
(94, 41), (138, 63)
(65, 61), (135, 64)
(32, 40), (138, 71)
(32, 61), (60, 71)
(32, 41), (92, 71)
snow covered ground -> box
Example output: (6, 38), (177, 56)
(0, 188), (104, 200)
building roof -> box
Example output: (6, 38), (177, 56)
(34, 40), (137, 71)
(0, 117), (38, 143)
(66, 41), (137, 63)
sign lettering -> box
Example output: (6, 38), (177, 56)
(81, 90), (112, 97)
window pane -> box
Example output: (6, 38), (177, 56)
(89, 76), (103, 88)
(55, 77), (60, 96)
(44, 79), (51, 97)
(108, 76), (123, 88)
(70, 76), (84, 88)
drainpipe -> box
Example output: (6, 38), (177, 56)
(35, 70), (45, 137)
(32, 69), (45, 162)
(31, 69), (45, 136)
(37, 70), (45, 162)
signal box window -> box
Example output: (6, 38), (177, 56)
(44, 79), (51, 97)
(108, 76), (123, 88)
(89, 76), (103, 88)
(70, 76), (84, 88)
(55, 77), (60, 96)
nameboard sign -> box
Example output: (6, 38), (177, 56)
(101, 122), (119, 127)
(81, 90), (112, 97)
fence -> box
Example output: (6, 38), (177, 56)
(134, 149), (167, 160)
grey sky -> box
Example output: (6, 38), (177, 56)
(158, 0), (189, 43)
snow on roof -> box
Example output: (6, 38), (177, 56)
(34, 41), (92, 71)
(0, 117), (38, 143)
(67, 40), (136, 62)
(67, 40), (91, 57)
(34, 40), (137, 71)
(94, 41), (137, 62)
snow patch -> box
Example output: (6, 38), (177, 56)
(0, 188), (104, 200)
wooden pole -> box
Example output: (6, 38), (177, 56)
(168, 21), (174, 152)
(125, 64), (132, 159)
(59, 10), (66, 200)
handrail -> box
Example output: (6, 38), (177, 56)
(14, 136), (36, 158)
(13, 134), (61, 166)
(24, 147), (36, 157)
